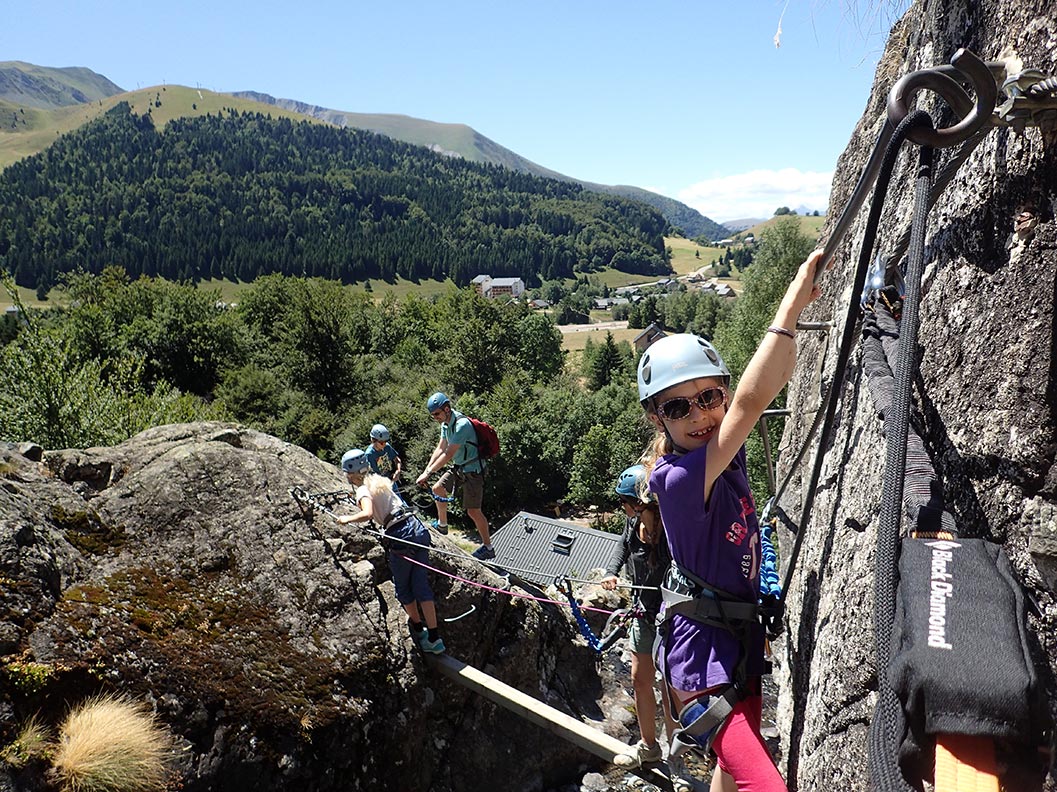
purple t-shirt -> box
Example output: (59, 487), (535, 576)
(650, 444), (764, 692)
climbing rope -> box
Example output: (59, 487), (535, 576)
(867, 110), (937, 792)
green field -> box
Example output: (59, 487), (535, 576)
(667, 236), (725, 275)
(560, 325), (640, 353)
(0, 284), (53, 311)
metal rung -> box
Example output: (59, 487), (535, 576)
(796, 321), (833, 331)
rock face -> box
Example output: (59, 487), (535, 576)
(774, 2), (1057, 790)
(0, 423), (636, 791)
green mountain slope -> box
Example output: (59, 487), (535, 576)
(232, 91), (728, 241)
(0, 61), (124, 109)
(0, 104), (672, 290)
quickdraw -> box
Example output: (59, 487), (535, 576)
(556, 577), (603, 652)
(758, 520), (783, 640)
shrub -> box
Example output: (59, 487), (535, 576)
(52, 696), (171, 792)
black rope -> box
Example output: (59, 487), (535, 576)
(779, 110), (933, 598)
(878, 128), (990, 284)
(868, 115), (935, 792)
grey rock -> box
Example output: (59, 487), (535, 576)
(17, 442), (42, 462)
(0, 423), (637, 791)
(774, 3), (1057, 790)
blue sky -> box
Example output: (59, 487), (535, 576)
(6, 1), (908, 222)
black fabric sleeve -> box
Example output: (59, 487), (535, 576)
(889, 537), (1052, 782)
(604, 517), (635, 577)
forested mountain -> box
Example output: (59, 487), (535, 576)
(0, 61), (727, 243)
(233, 90), (729, 241)
(0, 104), (672, 290)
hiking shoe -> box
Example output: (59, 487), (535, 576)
(420, 635), (446, 654)
(471, 544), (496, 561)
(430, 519), (448, 535)
(614, 739), (663, 768)
(667, 753), (694, 792)
(409, 623), (428, 645)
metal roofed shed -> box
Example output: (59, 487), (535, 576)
(489, 512), (621, 587)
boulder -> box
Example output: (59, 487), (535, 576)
(0, 424), (635, 791)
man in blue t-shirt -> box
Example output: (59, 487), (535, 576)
(415, 392), (493, 559)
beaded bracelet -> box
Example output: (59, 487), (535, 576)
(766, 325), (796, 339)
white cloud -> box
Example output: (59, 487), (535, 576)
(676, 168), (833, 223)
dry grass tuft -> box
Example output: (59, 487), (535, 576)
(52, 695), (171, 792)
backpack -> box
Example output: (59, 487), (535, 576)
(467, 417), (500, 460)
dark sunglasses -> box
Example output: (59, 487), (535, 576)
(657, 387), (727, 421)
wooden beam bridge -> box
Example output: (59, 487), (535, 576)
(427, 652), (677, 791)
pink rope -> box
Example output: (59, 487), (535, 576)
(398, 552), (617, 616)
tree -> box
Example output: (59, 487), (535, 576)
(515, 312), (564, 378)
(774, 206), (792, 216)
(584, 332), (626, 391)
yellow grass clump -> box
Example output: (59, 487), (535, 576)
(52, 696), (171, 792)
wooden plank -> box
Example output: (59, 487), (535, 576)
(427, 652), (674, 790)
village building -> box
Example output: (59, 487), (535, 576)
(633, 321), (667, 352)
(471, 275), (525, 299)
(488, 512), (621, 587)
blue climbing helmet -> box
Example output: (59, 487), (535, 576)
(369, 423), (390, 442)
(636, 333), (730, 405)
(615, 464), (650, 501)
(340, 448), (370, 474)
(426, 392), (450, 413)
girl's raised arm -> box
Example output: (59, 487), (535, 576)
(705, 249), (825, 495)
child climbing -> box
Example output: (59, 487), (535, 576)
(601, 465), (692, 792)
(337, 448), (445, 654)
(639, 250), (824, 792)
(364, 423), (403, 491)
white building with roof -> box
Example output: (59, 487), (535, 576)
(472, 275), (525, 299)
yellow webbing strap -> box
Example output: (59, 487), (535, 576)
(935, 734), (999, 792)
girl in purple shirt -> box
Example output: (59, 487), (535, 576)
(638, 250), (824, 792)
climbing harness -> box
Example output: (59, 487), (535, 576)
(658, 562), (760, 758)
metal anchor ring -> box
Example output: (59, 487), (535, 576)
(887, 48), (997, 148)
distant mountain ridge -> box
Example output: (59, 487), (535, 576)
(0, 61), (123, 109)
(0, 104), (673, 289)
(231, 90), (729, 241)
(721, 218), (766, 233)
